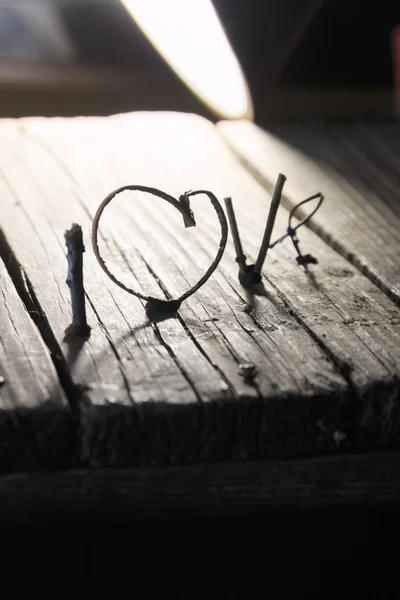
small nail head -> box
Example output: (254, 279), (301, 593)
(65, 323), (91, 337)
(239, 362), (257, 383)
(296, 254), (318, 266)
(238, 264), (262, 287)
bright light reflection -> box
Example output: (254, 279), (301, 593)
(121, 0), (253, 120)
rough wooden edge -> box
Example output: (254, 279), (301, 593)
(1, 451), (400, 523)
(0, 240), (78, 472)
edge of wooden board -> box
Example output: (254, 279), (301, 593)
(1, 451), (399, 523)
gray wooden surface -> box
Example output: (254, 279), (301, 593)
(0, 112), (399, 472)
(0, 254), (74, 472)
(218, 120), (400, 304)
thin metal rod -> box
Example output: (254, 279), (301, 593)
(254, 173), (286, 274)
(224, 197), (247, 273)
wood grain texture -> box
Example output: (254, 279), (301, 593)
(1, 451), (400, 523)
(0, 255), (74, 472)
(218, 120), (400, 304)
(0, 112), (400, 468)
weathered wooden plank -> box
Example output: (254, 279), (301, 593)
(218, 119), (400, 304)
(71, 112), (400, 450)
(0, 114), (347, 464)
(0, 146), (203, 467)
(1, 112), (400, 466)
(0, 121), (241, 466)
(7, 114), (355, 458)
(1, 451), (400, 524)
(0, 254), (74, 472)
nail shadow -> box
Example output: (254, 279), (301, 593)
(245, 282), (269, 298)
(63, 335), (89, 372)
(303, 266), (321, 290)
(106, 310), (179, 354)
(61, 311), (179, 412)
(145, 309), (181, 326)
(64, 309), (178, 377)
(241, 280), (281, 312)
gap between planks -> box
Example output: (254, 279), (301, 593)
(0, 248), (76, 472)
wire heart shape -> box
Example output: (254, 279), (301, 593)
(92, 185), (228, 314)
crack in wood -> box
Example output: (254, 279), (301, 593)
(0, 229), (79, 471)
(218, 122), (400, 308)
(0, 227), (80, 414)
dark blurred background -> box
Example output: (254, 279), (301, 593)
(0, 0), (398, 121)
